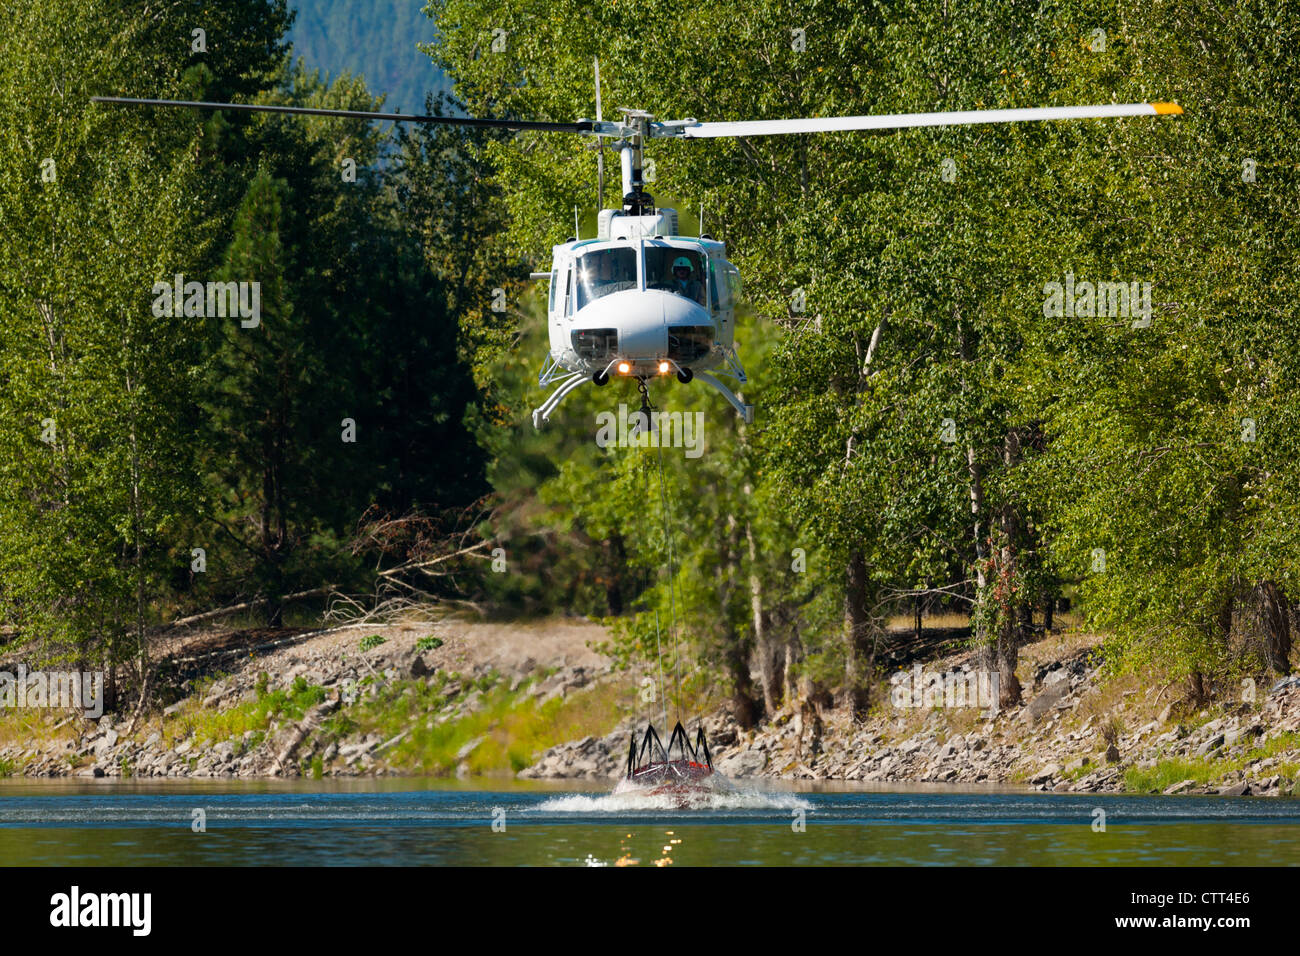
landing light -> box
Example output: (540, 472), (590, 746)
(658, 361), (670, 375)
(617, 361), (631, 375)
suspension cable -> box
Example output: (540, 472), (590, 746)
(653, 609), (667, 730)
(652, 416), (684, 725)
(634, 377), (684, 727)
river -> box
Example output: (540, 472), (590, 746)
(1, 777), (1297, 866)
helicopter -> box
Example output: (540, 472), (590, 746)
(93, 76), (1182, 428)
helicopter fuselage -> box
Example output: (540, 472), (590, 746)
(544, 208), (742, 383)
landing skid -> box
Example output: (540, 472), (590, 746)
(531, 363), (754, 427)
(695, 371), (754, 424)
(532, 371), (588, 428)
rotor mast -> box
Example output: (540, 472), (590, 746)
(617, 109), (654, 215)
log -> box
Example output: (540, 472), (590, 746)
(272, 695), (340, 774)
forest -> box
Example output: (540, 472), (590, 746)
(1, 0), (1296, 729)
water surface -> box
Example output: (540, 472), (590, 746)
(1, 777), (1296, 866)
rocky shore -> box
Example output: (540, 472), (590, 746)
(4, 619), (1298, 797)
(0, 617), (611, 779)
(520, 639), (1300, 797)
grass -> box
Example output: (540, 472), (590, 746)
(322, 671), (637, 776)
(162, 675), (326, 747)
(1124, 731), (1300, 792)
(0, 709), (79, 752)
(1060, 759), (1096, 782)
(880, 610), (1086, 632)
(884, 611), (972, 630)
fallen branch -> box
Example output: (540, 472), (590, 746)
(377, 539), (495, 578)
(167, 587), (336, 629)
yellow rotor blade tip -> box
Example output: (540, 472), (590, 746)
(1152, 102), (1184, 115)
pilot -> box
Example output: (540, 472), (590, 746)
(670, 256), (704, 305)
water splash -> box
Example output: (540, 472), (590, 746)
(535, 774), (811, 813)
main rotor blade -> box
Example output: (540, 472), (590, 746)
(90, 96), (593, 133)
(677, 102), (1182, 138)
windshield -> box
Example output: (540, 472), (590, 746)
(575, 248), (638, 311)
(645, 247), (706, 306)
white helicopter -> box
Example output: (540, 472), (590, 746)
(93, 79), (1181, 428)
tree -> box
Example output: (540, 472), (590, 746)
(0, 0), (290, 707)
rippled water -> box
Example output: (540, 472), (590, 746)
(1, 777), (1297, 865)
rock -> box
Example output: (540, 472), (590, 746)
(91, 765), (105, 778)
(1196, 734), (1225, 757)
(1043, 668), (1069, 687)
(716, 749), (767, 777)
(1105, 744), (1121, 764)
(1163, 779), (1196, 795)
(1031, 763), (1061, 784)
(1024, 682), (1070, 723)
(1218, 781), (1251, 797)
(1269, 675), (1300, 695)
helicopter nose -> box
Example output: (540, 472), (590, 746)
(573, 291), (663, 358)
(572, 290), (712, 364)
(657, 290), (711, 330)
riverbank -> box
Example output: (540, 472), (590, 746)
(1, 617), (1297, 797)
(521, 629), (1300, 798)
(0, 615), (620, 780)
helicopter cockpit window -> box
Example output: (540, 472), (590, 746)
(574, 248), (638, 311)
(645, 248), (706, 306)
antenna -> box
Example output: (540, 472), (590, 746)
(574, 205), (581, 240)
(699, 202), (704, 237)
